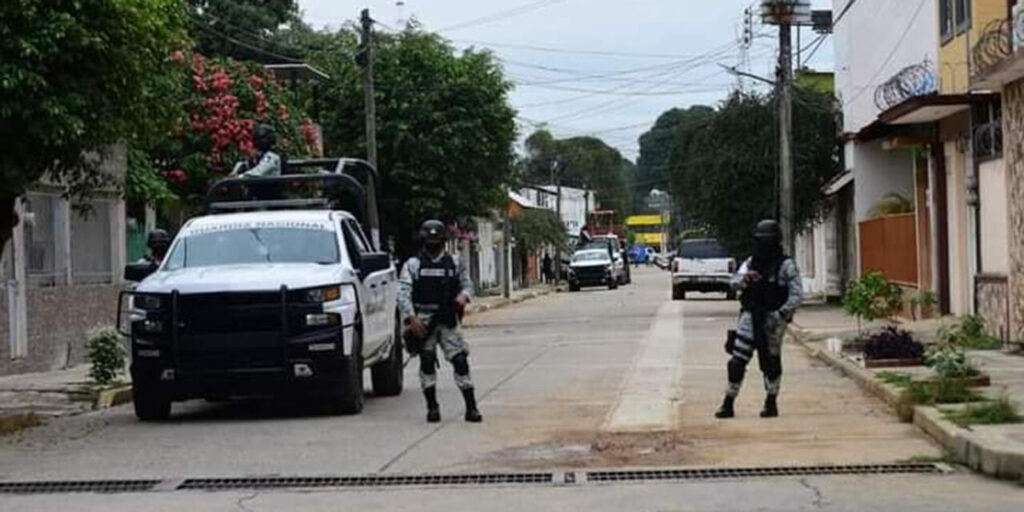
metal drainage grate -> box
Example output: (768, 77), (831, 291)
(586, 463), (944, 482)
(178, 472), (554, 490)
(0, 479), (160, 494)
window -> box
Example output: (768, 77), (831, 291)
(71, 200), (112, 284)
(678, 240), (729, 259)
(342, 220), (371, 255)
(955, 0), (971, 34)
(940, 0), (954, 42)
(164, 227), (339, 269)
(23, 194), (59, 287)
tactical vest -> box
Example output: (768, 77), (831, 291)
(741, 257), (790, 313)
(412, 253), (459, 326)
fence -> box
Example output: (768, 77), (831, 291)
(858, 213), (918, 286)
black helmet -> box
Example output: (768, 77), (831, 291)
(753, 219), (782, 241)
(419, 220), (447, 243)
(253, 123), (276, 152)
(147, 229), (170, 247)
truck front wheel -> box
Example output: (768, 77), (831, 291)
(133, 384), (171, 421)
(331, 330), (365, 415)
(371, 316), (404, 397)
(672, 285), (686, 301)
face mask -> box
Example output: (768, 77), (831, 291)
(752, 238), (779, 263)
(424, 241), (443, 254)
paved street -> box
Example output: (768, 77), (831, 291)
(2, 268), (1020, 510)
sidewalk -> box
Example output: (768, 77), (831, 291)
(790, 303), (1024, 481)
(464, 284), (557, 317)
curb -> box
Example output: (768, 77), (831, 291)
(789, 325), (1024, 481)
(93, 385), (133, 410)
(465, 288), (554, 316)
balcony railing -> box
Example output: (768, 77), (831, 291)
(874, 60), (937, 111)
(972, 18), (1013, 78)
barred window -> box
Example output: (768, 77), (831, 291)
(23, 194), (60, 287)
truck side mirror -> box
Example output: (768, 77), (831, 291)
(358, 252), (391, 279)
(124, 262), (158, 282)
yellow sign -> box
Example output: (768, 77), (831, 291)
(626, 215), (663, 226)
(635, 233), (663, 244)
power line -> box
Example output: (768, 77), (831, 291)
(192, 12), (305, 59)
(456, 39), (721, 59)
(832, 0), (860, 29)
(438, 0), (569, 33)
(194, 22), (304, 63)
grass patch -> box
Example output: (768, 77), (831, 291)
(0, 413), (42, 436)
(876, 370), (912, 388)
(908, 450), (959, 465)
(946, 395), (1023, 427)
(906, 378), (982, 406)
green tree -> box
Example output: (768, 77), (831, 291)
(512, 208), (568, 254)
(189, 0), (301, 62)
(668, 87), (840, 255)
(523, 130), (632, 222)
(0, 0), (190, 251)
(634, 106), (713, 213)
(304, 28), (518, 256)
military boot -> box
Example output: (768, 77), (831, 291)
(760, 394), (778, 418)
(424, 387), (440, 423)
(715, 395), (735, 419)
(461, 388), (482, 423)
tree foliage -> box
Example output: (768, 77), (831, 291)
(189, 0), (300, 62)
(523, 129), (632, 221)
(512, 208), (568, 254)
(0, 0), (190, 250)
(634, 106), (713, 213)
(668, 87), (840, 255)
(304, 28), (517, 256)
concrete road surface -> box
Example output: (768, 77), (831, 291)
(3, 267), (1017, 510)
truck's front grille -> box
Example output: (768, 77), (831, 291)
(178, 292), (283, 335)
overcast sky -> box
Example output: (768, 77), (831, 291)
(298, 0), (834, 160)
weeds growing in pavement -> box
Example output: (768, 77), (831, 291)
(875, 370), (912, 388)
(905, 378), (981, 406)
(946, 394), (1023, 427)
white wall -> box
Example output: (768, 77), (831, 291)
(519, 186), (596, 236)
(852, 141), (916, 222)
(833, 0), (938, 134)
(474, 217), (498, 290)
(979, 158), (1009, 275)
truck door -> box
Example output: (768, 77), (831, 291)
(341, 220), (391, 355)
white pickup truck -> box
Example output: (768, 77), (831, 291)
(670, 238), (737, 301)
(121, 159), (402, 420)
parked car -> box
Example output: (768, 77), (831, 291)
(120, 160), (403, 421)
(654, 250), (675, 270)
(583, 235), (630, 285)
(568, 249), (617, 291)
(670, 238), (736, 300)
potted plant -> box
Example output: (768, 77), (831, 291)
(842, 272), (903, 335)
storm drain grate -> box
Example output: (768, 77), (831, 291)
(0, 479), (160, 494)
(586, 463), (944, 482)
(178, 472), (554, 490)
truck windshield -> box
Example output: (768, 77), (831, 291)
(572, 251), (609, 263)
(679, 240), (728, 259)
(163, 228), (339, 269)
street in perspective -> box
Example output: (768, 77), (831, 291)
(3, 1), (1024, 511)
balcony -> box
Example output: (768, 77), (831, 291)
(971, 10), (1024, 89)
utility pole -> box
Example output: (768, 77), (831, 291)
(761, 0), (808, 256)
(778, 21), (795, 255)
(359, 9), (378, 169)
(502, 203), (511, 299)
(553, 161), (563, 287)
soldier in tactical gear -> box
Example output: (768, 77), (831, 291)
(715, 219), (802, 419)
(397, 220), (482, 423)
(140, 229), (170, 266)
(234, 124), (281, 177)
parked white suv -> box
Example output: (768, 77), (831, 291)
(670, 238), (736, 300)
(121, 160), (402, 420)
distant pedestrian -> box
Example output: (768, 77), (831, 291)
(715, 219), (802, 419)
(137, 229), (170, 267)
(398, 220), (482, 424)
(542, 253), (553, 283)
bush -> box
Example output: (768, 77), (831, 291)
(908, 290), (935, 321)
(863, 326), (924, 361)
(939, 315), (1002, 350)
(87, 326), (127, 385)
(924, 344), (978, 379)
(843, 272), (903, 332)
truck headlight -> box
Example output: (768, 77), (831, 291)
(302, 285), (342, 303)
(132, 294), (165, 311)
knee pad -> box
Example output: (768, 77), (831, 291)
(451, 352), (470, 376)
(419, 351), (437, 375)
